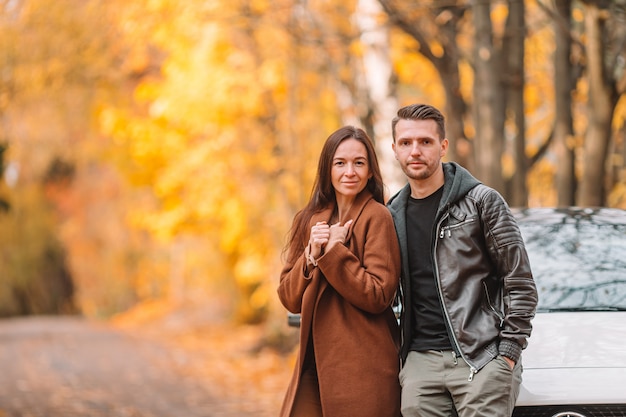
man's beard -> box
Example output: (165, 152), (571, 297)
(401, 162), (433, 181)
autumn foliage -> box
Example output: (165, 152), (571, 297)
(0, 0), (625, 324)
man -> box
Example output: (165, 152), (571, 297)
(387, 103), (538, 417)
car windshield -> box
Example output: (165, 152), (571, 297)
(518, 215), (626, 312)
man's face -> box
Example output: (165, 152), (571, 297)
(392, 118), (448, 181)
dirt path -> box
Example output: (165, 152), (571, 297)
(0, 314), (294, 417)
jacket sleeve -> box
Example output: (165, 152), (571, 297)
(317, 202), (401, 314)
(481, 189), (538, 362)
(276, 219), (313, 314)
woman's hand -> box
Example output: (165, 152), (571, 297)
(325, 220), (353, 252)
(305, 219), (353, 268)
(308, 221), (330, 262)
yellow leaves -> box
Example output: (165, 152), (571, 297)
(91, 0), (375, 322)
(220, 198), (247, 254)
(234, 254), (267, 287)
(389, 31), (446, 105)
(104, 5), (294, 250)
(572, 6), (585, 23)
(613, 95), (626, 131)
(234, 251), (271, 318)
(429, 41), (444, 58)
(528, 159), (557, 207)
(501, 153), (515, 180)
(524, 17), (554, 117)
(129, 208), (180, 243)
(135, 81), (161, 104)
(233, 269), (271, 324)
(5, 0), (342, 322)
(98, 107), (121, 139)
(490, 2), (509, 36)
(259, 59), (288, 96)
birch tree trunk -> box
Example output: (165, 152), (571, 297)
(355, 0), (405, 197)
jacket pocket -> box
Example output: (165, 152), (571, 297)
(482, 281), (504, 327)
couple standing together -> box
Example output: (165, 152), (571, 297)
(277, 103), (539, 417)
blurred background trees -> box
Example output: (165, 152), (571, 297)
(0, 0), (624, 323)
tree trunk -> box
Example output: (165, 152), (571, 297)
(471, 0), (505, 192)
(504, 0), (528, 206)
(355, 0), (405, 197)
(605, 0), (626, 203)
(376, 1), (471, 169)
(553, 0), (577, 206)
(577, 2), (616, 206)
(435, 10), (470, 170)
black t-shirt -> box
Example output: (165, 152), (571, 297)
(406, 186), (452, 352)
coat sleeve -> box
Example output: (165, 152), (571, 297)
(276, 219), (313, 314)
(317, 202), (401, 314)
(481, 189), (538, 362)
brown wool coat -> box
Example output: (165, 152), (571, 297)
(277, 190), (402, 417)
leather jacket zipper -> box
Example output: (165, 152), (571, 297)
(483, 281), (505, 327)
(439, 217), (475, 238)
(435, 212), (479, 381)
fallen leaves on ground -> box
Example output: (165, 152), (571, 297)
(110, 299), (298, 417)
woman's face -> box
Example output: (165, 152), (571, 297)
(331, 138), (371, 199)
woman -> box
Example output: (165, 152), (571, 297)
(277, 126), (402, 417)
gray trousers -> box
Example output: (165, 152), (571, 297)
(400, 350), (522, 417)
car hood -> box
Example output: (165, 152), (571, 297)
(517, 311), (626, 406)
(523, 311), (626, 369)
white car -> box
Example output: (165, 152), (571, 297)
(512, 207), (626, 417)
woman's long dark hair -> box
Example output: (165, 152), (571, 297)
(283, 126), (385, 262)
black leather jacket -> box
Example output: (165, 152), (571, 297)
(387, 162), (538, 375)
